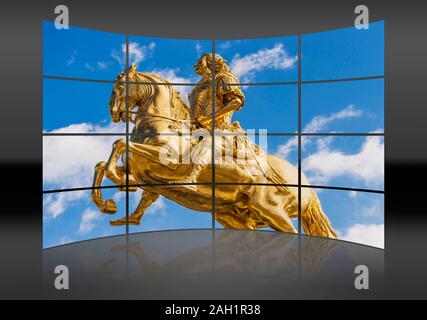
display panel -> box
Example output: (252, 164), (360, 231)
(42, 21), (384, 248)
(43, 79), (126, 133)
(128, 187), (213, 234)
(230, 84), (298, 133)
(302, 136), (384, 190)
(214, 185), (299, 233)
(43, 21), (126, 80)
(43, 136), (124, 190)
(128, 36), (212, 84)
(301, 21), (384, 81)
(216, 36), (299, 83)
(214, 135), (299, 184)
(43, 189), (126, 248)
(301, 187), (384, 248)
(302, 79), (384, 133)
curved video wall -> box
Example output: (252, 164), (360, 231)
(42, 21), (384, 249)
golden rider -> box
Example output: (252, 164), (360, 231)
(184, 53), (245, 184)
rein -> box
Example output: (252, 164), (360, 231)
(144, 112), (190, 123)
(131, 72), (191, 124)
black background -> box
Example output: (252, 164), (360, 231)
(0, 0), (426, 299)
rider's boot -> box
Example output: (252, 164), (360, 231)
(181, 163), (204, 190)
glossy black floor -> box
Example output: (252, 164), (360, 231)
(42, 229), (384, 299)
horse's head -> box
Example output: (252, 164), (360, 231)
(110, 64), (191, 126)
(109, 64), (140, 123)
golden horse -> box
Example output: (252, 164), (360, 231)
(91, 65), (337, 238)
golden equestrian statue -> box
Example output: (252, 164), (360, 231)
(90, 54), (337, 238)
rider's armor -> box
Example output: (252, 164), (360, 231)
(189, 72), (245, 130)
(183, 71), (245, 186)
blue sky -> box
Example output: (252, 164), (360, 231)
(303, 187), (384, 247)
(302, 21), (384, 80)
(216, 36), (298, 83)
(128, 36), (211, 83)
(43, 22), (125, 80)
(43, 21), (384, 248)
(302, 78), (384, 133)
(43, 79), (124, 132)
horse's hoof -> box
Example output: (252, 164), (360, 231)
(110, 217), (127, 226)
(101, 199), (117, 214)
(128, 217), (141, 225)
(109, 216), (141, 226)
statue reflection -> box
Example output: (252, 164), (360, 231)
(97, 230), (337, 280)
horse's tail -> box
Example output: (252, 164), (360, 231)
(301, 190), (337, 239)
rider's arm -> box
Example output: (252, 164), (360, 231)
(198, 94), (243, 126)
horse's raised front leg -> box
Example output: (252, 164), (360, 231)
(105, 139), (136, 191)
(104, 138), (137, 191)
(110, 190), (159, 226)
(91, 139), (138, 214)
(91, 161), (118, 214)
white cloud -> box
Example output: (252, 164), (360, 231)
(337, 223), (384, 248)
(43, 191), (86, 219)
(195, 41), (203, 57)
(65, 52), (76, 66)
(361, 198), (382, 217)
(96, 61), (109, 70)
(43, 129), (119, 187)
(315, 136), (334, 151)
(304, 105), (362, 133)
(84, 61), (110, 72)
(78, 208), (101, 234)
(230, 43), (298, 82)
(84, 62), (95, 71)
(275, 105), (363, 159)
(58, 236), (74, 246)
(274, 106), (383, 188)
(275, 136), (298, 160)
(129, 42), (148, 66)
(348, 190), (358, 198)
(152, 68), (194, 103)
(43, 121), (125, 134)
(111, 42), (156, 68)
(219, 41), (232, 51)
(153, 68), (192, 84)
(302, 135), (384, 186)
(146, 196), (167, 216)
(43, 122), (125, 218)
(113, 191), (125, 203)
(132, 190), (167, 216)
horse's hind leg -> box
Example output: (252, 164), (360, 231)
(215, 210), (257, 229)
(249, 187), (297, 234)
(110, 190), (159, 226)
(91, 161), (117, 214)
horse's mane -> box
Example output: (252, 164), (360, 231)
(131, 72), (191, 121)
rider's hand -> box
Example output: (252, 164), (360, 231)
(200, 117), (212, 127)
(233, 121), (241, 129)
